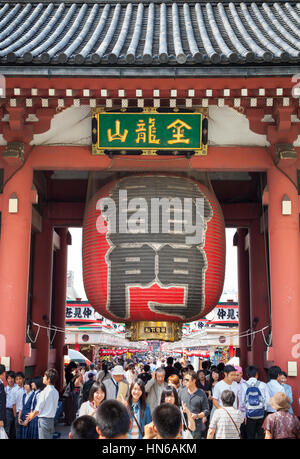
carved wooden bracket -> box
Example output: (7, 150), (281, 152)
(245, 101), (300, 146)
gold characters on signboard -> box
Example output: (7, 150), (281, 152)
(107, 120), (128, 143)
(107, 117), (193, 146)
(166, 119), (192, 144)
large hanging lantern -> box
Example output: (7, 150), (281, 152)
(82, 174), (225, 341)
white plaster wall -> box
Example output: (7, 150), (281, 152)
(208, 106), (269, 147)
(32, 105), (92, 146)
(0, 105), (273, 147)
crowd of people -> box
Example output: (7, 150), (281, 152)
(0, 356), (299, 440)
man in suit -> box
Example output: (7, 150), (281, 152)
(103, 365), (129, 401)
(0, 364), (7, 431)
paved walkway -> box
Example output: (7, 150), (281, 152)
(53, 421), (71, 439)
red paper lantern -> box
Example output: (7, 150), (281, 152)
(83, 174), (225, 336)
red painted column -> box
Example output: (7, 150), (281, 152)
(235, 228), (251, 372)
(248, 218), (270, 381)
(31, 215), (54, 376)
(53, 228), (69, 392)
(0, 164), (33, 371)
(267, 163), (300, 416)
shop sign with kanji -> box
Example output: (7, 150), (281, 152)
(92, 109), (208, 156)
(65, 304), (96, 322)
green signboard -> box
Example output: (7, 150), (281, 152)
(92, 108), (208, 156)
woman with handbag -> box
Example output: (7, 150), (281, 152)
(207, 390), (244, 439)
(122, 379), (152, 439)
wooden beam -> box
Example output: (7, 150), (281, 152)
(11, 145), (276, 172)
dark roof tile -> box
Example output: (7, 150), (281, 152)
(0, 1), (299, 66)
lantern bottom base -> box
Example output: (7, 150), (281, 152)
(125, 321), (182, 342)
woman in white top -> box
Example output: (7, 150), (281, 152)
(79, 382), (106, 418)
(125, 363), (138, 387)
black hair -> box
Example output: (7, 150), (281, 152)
(221, 390), (236, 407)
(224, 365), (236, 374)
(217, 362), (225, 371)
(96, 400), (131, 439)
(186, 364), (194, 371)
(128, 379), (147, 418)
(246, 365), (258, 379)
(268, 366), (282, 381)
(44, 368), (58, 385)
(88, 381), (107, 404)
(160, 386), (179, 407)
(166, 357), (174, 366)
(31, 376), (45, 391)
(71, 415), (98, 439)
(6, 371), (16, 380)
(143, 364), (150, 373)
(24, 378), (32, 387)
(0, 364), (6, 376)
(174, 362), (182, 372)
(15, 371), (25, 379)
(152, 403), (182, 439)
(279, 371), (288, 378)
(202, 360), (211, 370)
(209, 368), (220, 385)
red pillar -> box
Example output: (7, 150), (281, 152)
(53, 228), (69, 392)
(235, 228), (251, 372)
(0, 164), (33, 371)
(31, 215), (54, 375)
(267, 163), (300, 416)
(248, 218), (270, 380)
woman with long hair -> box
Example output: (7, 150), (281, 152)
(160, 385), (196, 434)
(126, 379), (152, 439)
(79, 382), (106, 418)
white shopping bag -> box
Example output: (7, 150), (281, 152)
(0, 426), (8, 439)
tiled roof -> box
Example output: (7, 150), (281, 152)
(1, 1), (300, 66)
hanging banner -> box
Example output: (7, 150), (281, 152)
(92, 109), (208, 156)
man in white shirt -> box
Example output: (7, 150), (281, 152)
(240, 365), (269, 439)
(11, 371), (25, 439)
(26, 368), (59, 439)
(266, 365), (285, 414)
(83, 363), (97, 384)
(212, 365), (239, 410)
(4, 371), (18, 438)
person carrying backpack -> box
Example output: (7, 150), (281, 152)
(240, 365), (269, 439)
(82, 372), (96, 403)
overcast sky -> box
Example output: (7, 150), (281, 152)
(67, 227), (238, 301)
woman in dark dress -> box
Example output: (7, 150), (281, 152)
(196, 370), (212, 397)
(63, 362), (79, 425)
(19, 379), (35, 439)
(26, 376), (44, 439)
